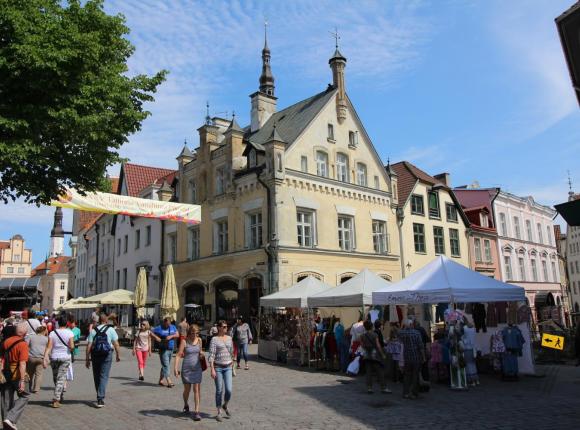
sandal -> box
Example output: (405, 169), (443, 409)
(223, 405), (231, 417)
(167, 383), (175, 388)
(183, 405), (189, 413)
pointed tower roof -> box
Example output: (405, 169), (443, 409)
(329, 47), (347, 63)
(226, 114), (243, 133)
(259, 21), (275, 96)
(50, 207), (64, 238)
(268, 124), (285, 143)
(177, 142), (193, 159)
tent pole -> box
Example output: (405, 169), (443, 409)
(307, 307), (311, 369)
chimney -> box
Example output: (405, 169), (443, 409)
(434, 173), (451, 187)
(329, 45), (347, 124)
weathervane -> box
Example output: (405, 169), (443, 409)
(329, 26), (340, 49)
(205, 101), (211, 125)
(568, 169), (573, 192)
(264, 18), (268, 42)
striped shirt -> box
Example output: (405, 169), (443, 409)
(208, 336), (233, 367)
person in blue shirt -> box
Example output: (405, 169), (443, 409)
(151, 318), (179, 388)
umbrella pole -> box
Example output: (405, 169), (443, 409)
(307, 307), (311, 369)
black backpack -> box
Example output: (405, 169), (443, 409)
(92, 326), (111, 356)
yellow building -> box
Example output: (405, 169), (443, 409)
(0, 235), (32, 279)
(166, 39), (401, 324)
(391, 161), (470, 277)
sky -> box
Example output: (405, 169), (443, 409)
(2, 0), (580, 267)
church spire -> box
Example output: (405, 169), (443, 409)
(49, 207), (65, 258)
(329, 27), (347, 124)
(259, 20), (275, 96)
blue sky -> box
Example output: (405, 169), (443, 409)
(2, 0), (579, 266)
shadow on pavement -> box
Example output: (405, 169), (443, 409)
(138, 409), (192, 420)
(29, 399), (94, 407)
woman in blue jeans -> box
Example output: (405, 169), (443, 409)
(151, 318), (179, 387)
(208, 320), (234, 422)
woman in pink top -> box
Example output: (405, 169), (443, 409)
(132, 321), (153, 381)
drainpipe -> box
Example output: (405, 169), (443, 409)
(159, 219), (165, 312)
(257, 170), (276, 295)
(95, 224), (100, 294)
(396, 207), (406, 279)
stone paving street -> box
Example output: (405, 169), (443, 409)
(18, 344), (580, 430)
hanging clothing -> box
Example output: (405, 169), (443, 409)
(502, 351), (519, 377)
(422, 304), (432, 322)
(435, 303), (447, 323)
(496, 302), (508, 324)
(472, 303), (487, 333)
(507, 302), (518, 325)
(429, 342), (443, 365)
(486, 302), (498, 328)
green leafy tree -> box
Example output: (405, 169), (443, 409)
(0, 0), (167, 204)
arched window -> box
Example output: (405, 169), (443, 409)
(336, 153), (349, 182)
(189, 180), (197, 203)
(356, 163), (367, 186)
(316, 151), (328, 177)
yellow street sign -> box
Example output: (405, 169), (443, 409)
(541, 333), (564, 350)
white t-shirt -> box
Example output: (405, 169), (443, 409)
(49, 329), (74, 360)
(25, 318), (41, 338)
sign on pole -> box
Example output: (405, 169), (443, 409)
(52, 189), (201, 224)
(541, 333), (564, 350)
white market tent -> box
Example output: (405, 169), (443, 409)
(308, 269), (392, 308)
(260, 276), (333, 308)
(372, 255), (526, 305)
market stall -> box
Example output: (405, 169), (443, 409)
(259, 276), (332, 362)
(372, 255), (533, 387)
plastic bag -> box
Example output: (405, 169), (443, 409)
(346, 356), (361, 376)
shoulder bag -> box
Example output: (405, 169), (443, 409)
(54, 330), (75, 363)
(0, 339), (25, 385)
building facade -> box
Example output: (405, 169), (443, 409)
(563, 193), (580, 322)
(168, 39), (401, 325)
(391, 161), (470, 278)
(0, 235), (32, 279)
(33, 256), (71, 314)
(493, 191), (562, 324)
(454, 187), (501, 279)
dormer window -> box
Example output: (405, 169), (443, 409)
(336, 153), (349, 182)
(327, 123), (335, 141)
(356, 163), (367, 186)
(349, 131), (358, 147)
(249, 150), (257, 168)
(215, 167), (225, 195)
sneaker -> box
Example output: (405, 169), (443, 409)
(223, 405), (231, 417)
(139, 376), (144, 381)
(183, 405), (190, 413)
(381, 388), (392, 394)
(215, 413), (223, 422)
(96, 400), (105, 408)
(193, 413), (201, 421)
(51, 400), (61, 408)
(3, 419), (17, 430)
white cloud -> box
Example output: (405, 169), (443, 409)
(0, 201), (55, 226)
(487, 1), (577, 141)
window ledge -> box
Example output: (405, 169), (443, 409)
(411, 212), (425, 216)
(415, 251), (427, 255)
(348, 144), (357, 150)
(429, 216), (442, 221)
(451, 254), (461, 258)
(327, 138), (336, 143)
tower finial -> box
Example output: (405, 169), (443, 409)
(205, 101), (211, 125)
(568, 170), (574, 197)
(264, 18), (269, 49)
(259, 19), (275, 96)
(330, 26), (340, 49)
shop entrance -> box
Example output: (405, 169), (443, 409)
(184, 284), (205, 324)
(215, 279), (239, 324)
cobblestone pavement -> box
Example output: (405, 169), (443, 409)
(18, 344), (580, 430)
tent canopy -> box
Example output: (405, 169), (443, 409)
(260, 276), (333, 308)
(307, 269), (392, 307)
(78, 289), (160, 305)
(57, 297), (96, 310)
(372, 256), (526, 305)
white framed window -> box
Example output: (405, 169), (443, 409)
(6, 267), (13, 274)
(513, 216), (521, 239)
(135, 229), (141, 249)
(17, 267), (24, 274)
(504, 256), (513, 280)
(60, 282), (65, 291)
(13, 255), (20, 262)
(428, 192), (440, 218)
(551, 261), (557, 282)
(372, 220), (387, 254)
(316, 151), (328, 177)
(413, 223), (426, 253)
(146, 225), (151, 246)
(348, 131), (358, 147)
(474, 238), (482, 262)
(356, 163), (367, 186)
(374, 176), (379, 189)
(336, 153), (349, 182)
(216, 221), (228, 254)
(297, 210), (315, 247)
(546, 226), (552, 245)
(541, 260), (548, 282)
(446, 204), (458, 222)
(480, 213), (489, 228)
(247, 212), (263, 249)
(411, 195), (424, 215)
(338, 216), (354, 251)
(525, 220), (533, 241)
(215, 167), (225, 195)
(301, 156), (308, 173)
(483, 239), (492, 262)
(499, 213), (507, 236)
(449, 228), (460, 257)
(531, 259), (538, 282)
(59, 297), (65, 305)
(518, 257), (526, 281)
(327, 123), (334, 140)
(537, 223), (543, 244)
(188, 227), (200, 260)
(433, 226), (445, 255)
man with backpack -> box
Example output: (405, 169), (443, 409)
(0, 323), (30, 430)
(85, 313), (121, 408)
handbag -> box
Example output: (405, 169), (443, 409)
(200, 355), (208, 372)
(54, 329), (75, 363)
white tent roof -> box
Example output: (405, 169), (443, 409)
(307, 269), (392, 307)
(372, 255), (526, 305)
(260, 276), (333, 308)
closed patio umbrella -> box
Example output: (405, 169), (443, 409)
(134, 267), (148, 319)
(161, 264), (179, 321)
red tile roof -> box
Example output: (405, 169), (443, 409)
(31, 256), (71, 276)
(0, 242), (9, 250)
(122, 163), (176, 197)
(391, 161), (446, 207)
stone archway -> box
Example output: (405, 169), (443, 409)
(214, 278), (240, 324)
(184, 283), (205, 324)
